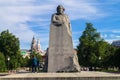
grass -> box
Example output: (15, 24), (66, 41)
(100, 68), (120, 73)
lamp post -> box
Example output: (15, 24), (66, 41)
(99, 57), (101, 60)
(98, 57), (101, 68)
(7, 57), (10, 71)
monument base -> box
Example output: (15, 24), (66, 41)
(1, 77), (120, 80)
(1, 71), (120, 80)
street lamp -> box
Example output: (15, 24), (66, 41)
(99, 57), (101, 60)
(7, 57), (10, 70)
(98, 56), (101, 68)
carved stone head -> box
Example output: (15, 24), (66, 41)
(56, 5), (65, 14)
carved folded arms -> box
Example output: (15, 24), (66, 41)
(51, 14), (71, 30)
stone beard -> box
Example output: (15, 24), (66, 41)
(48, 5), (80, 72)
(52, 13), (71, 30)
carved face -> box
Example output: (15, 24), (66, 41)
(57, 7), (64, 14)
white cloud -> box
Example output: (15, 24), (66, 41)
(105, 39), (114, 44)
(109, 34), (120, 39)
(99, 29), (120, 34)
(101, 33), (120, 44)
(73, 39), (79, 48)
(101, 34), (108, 38)
(112, 30), (120, 33)
(51, 0), (106, 20)
(0, 0), (108, 50)
(116, 36), (120, 38)
(105, 39), (120, 44)
(72, 31), (82, 35)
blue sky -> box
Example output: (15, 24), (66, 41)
(0, 0), (120, 50)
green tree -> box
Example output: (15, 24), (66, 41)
(77, 23), (116, 70)
(0, 30), (21, 70)
(0, 52), (6, 72)
(102, 44), (116, 68)
(77, 23), (103, 67)
(95, 40), (116, 68)
(19, 56), (31, 68)
(77, 23), (102, 69)
(112, 47), (120, 70)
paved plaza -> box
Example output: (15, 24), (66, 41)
(1, 71), (120, 78)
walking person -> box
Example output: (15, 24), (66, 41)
(31, 55), (38, 73)
(37, 59), (40, 72)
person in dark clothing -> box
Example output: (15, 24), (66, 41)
(31, 55), (38, 72)
(37, 59), (40, 72)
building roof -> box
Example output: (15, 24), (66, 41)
(112, 40), (120, 47)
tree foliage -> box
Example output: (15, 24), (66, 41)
(77, 23), (115, 69)
(0, 30), (21, 70)
(0, 52), (6, 71)
(77, 23), (101, 67)
(112, 48), (120, 69)
(95, 40), (116, 68)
